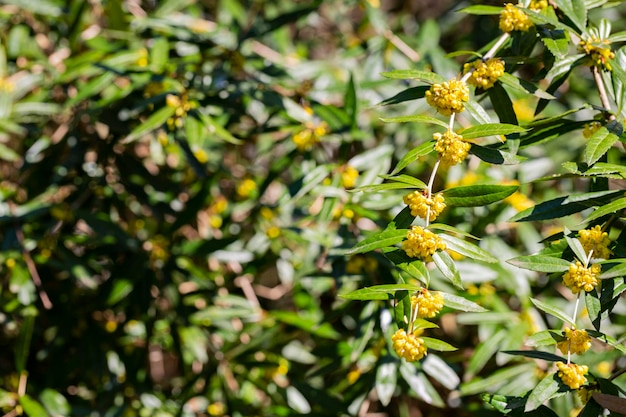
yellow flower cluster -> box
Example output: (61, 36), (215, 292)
(293, 121), (329, 151)
(499, 4), (533, 33)
(411, 289), (445, 318)
(434, 130), (471, 166)
(562, 261), (600, 294)
(582, 121), (602, 139)
(578, 38), (615, 71)
(556, 362), (588, 390)
(402, 226), (446, 259)
(403, 191), (446, 222)
(464, 58), (505, 90)
(392, 329), (427, 362)
(341, 165), (359, 189)
(579, 225), (612, 259)
(166, 93), (194, 129)
(557, 328), (592, 355)
(425, 79), (469, 116)
(237, 178), (257, 198)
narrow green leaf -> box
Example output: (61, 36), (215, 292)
(458, 5), (503, 14)
(345, 73), (357, 130)
(487, 83), (518, 126)
(380, 70), (445, 84)
(525, 373), (564, 412)
(587, 330), (626, 353)
(564, 233), (588, 263)
(526, 330), (560, 347)
(459, 123), (526, 139)
(347, 228), (407, 255)
(392, 206), (416, 230)
(123, 106), (175, 143)
(460, 364), (534, 396)
(553, 0), (587, 33)
(498, 73), (555, 100)
(376, 358), (397, 406)
(390, 141), (435, 175)
(599, 261), (626, 279)
(423, 355), (460, 390)
(427, 223), (480, 240)
(469, 144), (525, 165)
(585, 291), (602, 326)
(530, 298), (576, 327)
(378, 86), (429, 106)
(352, 182), (425, 193)
(443, 184), (518, 207)
(538, 27), (570, 59)
(339, 284), (421, 300)
(502, 350), (566, 363)
(15, 313), (36, 373)
(465, 100), (493, 125)
(584, 127), (620, 166)
(432, 251), (462, 289)
(19, 395), (49, 417)
(592, 393), (626, 415)
(422, 337), (457, 352)
(378, 174), (427, 188)
(439, 234), (498, 263)
(441, 292), (488, 312)
(467, 331), (506, 378)
(380, 115), (448, 128)
(583, 197), (626, 223)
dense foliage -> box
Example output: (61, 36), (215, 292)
(1, 1), (625, 416)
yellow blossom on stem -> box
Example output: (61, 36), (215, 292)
(562, 261), (600, 294)
(583, 121), (602, 139)
(529, 0), (548, 11)
(402, 226), (446, 260)
(425, 79), (469, 115)
(341, 165), (359, 189)
(578, 225), (612, 259)
(392, 329), (427, 362)
(292, 120), (329, 151)
(434, 130), (471, 166)
(403, 191), (446, 221)
(499, 4), (533, 33)
(557, 328), (592, 355)
(463, 58), (505, 90)
(578, 37), (615, 71)
(411, 289), (444, 318)
(556, 362), (588, 389)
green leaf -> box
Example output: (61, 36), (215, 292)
(443, 184), (518, 207)
(378, 174), (427, 189)
(390, 141), (435, 175)
(592, 393), (626, 415)
(498, 73), (555, 100)
(432, 251), (462, 289)
(386, 253), (430, 286)
(469, 144), (525, 165)
(553, 0), (587, 33)
(40, 389), (70, 416)
(392, 206), (416, 230)
(340, 284), (421, 300)
(196, 113), (243, 144)
(465, 100), (493, 125)
(380, 115), (448, 128)
(583, 197), (626, 223)
(270, 311), (340, 339)
(345, 73), (357, 130)
(502, 350), (566, 363)
(15, 313), (36, 373)
(526, 330), (560, 347)
(422, 337), (457, 351)
(123, 105), (175, 143)
(487, 83), (518, 126)
(584, 123), (622, 166)
(441, 293), (488, 312)
(507, 255), (571, 272)
(423, 354), (460, 390)
(380, 70), (445, 84)
(347, 227), (407, 255)
(460, 364), (535, 396)
(459, 123), (526, 139)
(458, 5), (503, 14)
(376, 357), (397, 406)
(599, 261), (626, 279)
(439, 234), (498, 263)
(585, 291), (602, 327)
(525, 373), (565, 412)
(564, 233), (588, 263)
(530, 298), (576, 327)
(19, 395), (49, 417)
(378, 86), (429, 106)
(106, 279), (133, 305)
(538, 27), (570, 59)
(510, 190), (623, 222)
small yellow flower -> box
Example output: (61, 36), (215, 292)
(402, 226), (446, 260)
(266, 226), (281, 239)
(499, 4), (533, 33)
(166, 93), (194, 129)
(582, 121), (602, 139)
(464, 58), (505, 90)
(556, 362), (588, 389)
(292, 121), (329, 151)
(504, 191), (534, 212)
(557, 328), (592, 355)
(392, 328), (427, 362)
(529, 0), (548, 11)
(434, 130), (471, 166)
(425, 79), (469, 115)
(411, 289), (444, 318)
(562, 261), (600, 294)
(403, 191), (446, 222)
(578, 37), (615, 71)
(237, 178), (257, 198)
(341, 165), (359, 189)
(578, 225), (612, 259)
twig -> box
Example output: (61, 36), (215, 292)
(383, 30), (420, 62)
(592, 66), (615, 120)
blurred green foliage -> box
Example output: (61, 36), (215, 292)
(0, 0), (625, 416)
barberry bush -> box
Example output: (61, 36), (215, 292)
(0, 1), (625, 416)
